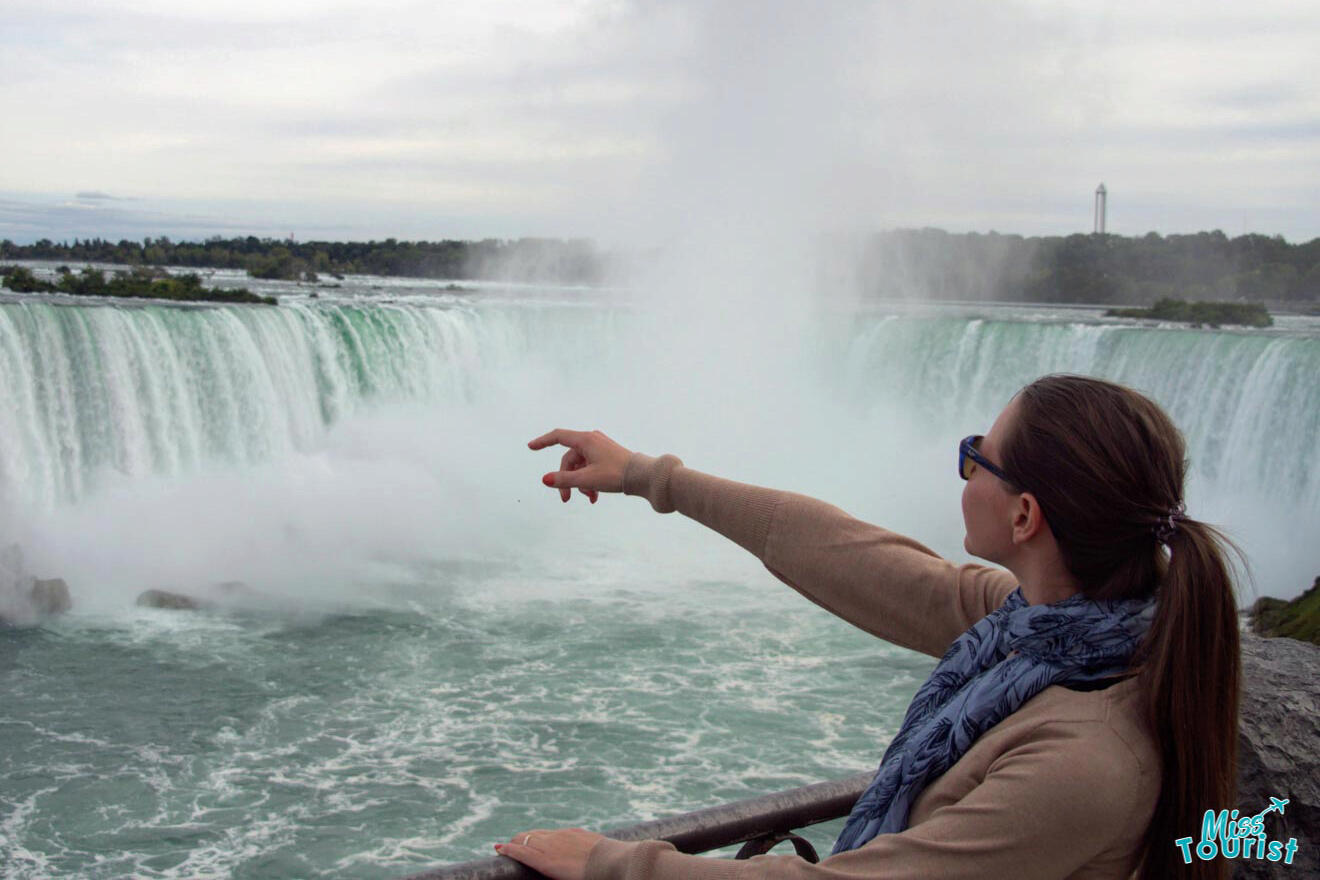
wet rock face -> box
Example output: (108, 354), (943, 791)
(0, 546), (72, 625)
(30, 578), (72, 615)
(135, 589), (212, 610)
(1235, 633), (1320, 878)
(1, 577), (73, 625)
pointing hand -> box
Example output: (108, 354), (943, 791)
(527, 429), (633, 504)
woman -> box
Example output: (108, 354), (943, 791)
(497, 375), (1241, 880)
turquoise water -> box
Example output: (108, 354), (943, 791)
(2, 270), (1318, 877)
(3, 569), (921, 877)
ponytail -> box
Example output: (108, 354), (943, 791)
(1134, 520), (1241, 880)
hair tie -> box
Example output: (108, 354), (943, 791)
(1153, 502), (1187, 544)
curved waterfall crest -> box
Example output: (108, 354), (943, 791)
(1, 299), (1316, 521)
(836, 315), (1320, 512)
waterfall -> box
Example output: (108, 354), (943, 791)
(834, 314), (1320, 511)
(0, 300), (618, 507)
(1, 297), (1316, 599)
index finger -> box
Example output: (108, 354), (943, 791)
(528, 428), (590, 451)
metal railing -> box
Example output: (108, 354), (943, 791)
(401, 772), (872, 880)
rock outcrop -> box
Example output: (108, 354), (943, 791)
(1235, 632), (1319, 878)
(0, 574), (73, 625)
(133, 581), (252, 610)
(135, 589), (212, 610)
(30, 578), (72, 615)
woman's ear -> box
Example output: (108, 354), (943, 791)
(1010, 492), (1048, 545)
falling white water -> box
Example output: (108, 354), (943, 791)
(0, 290), (1317, 611)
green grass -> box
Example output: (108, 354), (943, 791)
(1251, 578), (1320, 645)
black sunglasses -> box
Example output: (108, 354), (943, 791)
(958, 435), (1015, 485)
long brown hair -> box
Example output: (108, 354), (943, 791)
(1000, 374), (1241, 880)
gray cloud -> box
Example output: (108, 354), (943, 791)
(74, 191), (136, 201)
(0, 196), (295, 242)
(1, 1), (1317, 243)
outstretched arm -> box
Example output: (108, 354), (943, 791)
(621, 452), (1016, 658)
(527, 433), (1016, 658)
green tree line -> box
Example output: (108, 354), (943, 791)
(0, 265), (276, 305)
(858, 229), (1320, 304)
(3, 230), (1319, 303)
(0, 236), (602, 285)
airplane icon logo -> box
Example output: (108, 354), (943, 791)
(1255, 797), (1289, 820)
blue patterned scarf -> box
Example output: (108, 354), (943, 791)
(832, 586), (1155, 854)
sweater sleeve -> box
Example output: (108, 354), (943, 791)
(584, 723), (1150, 880)
(621, 453), (1018, 659)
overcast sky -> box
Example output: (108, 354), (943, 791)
(2, 0), (1318, 244)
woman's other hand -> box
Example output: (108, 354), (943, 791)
(528, 429), (633, 504)
(495, 827), (605, 880)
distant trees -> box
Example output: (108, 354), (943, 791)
(1104, 298), (1273, 328)
(0, 264), (276, 305)
(857, 229), (1320, 304)
(247, 246), (319, 282)
(0, 265), (56, 292)
(2, 229), (1318, 304)
(0, 236), (605, 285)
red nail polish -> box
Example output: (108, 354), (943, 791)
(542, 474), (554, 486)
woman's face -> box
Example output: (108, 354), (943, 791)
(961, 399), (1022, 563)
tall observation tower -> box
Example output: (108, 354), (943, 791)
(1094, 183), (1107, 234)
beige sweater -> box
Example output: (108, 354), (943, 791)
(585, 453), (1161, 880)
